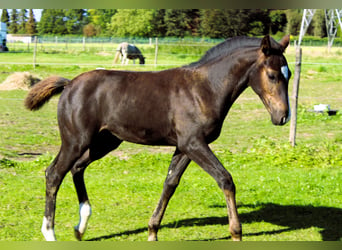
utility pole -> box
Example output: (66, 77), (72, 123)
(298, 9), (342, 48)
(290, 9), (342, 146)
(325, 9), (342, 51)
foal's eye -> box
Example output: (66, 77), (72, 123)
(267, 73), (277, 82)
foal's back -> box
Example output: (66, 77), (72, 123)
(58, 68), (206, 146)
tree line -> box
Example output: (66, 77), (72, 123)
(0, 9), (330, 38)
(1, 9), (37, 35)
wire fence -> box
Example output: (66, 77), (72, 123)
(3, 36), (222, 68)
(2, 36), (342, 68)
(6, 36), (222, 53)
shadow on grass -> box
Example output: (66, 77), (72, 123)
(87, 203), (342, 241)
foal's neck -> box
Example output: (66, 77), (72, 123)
(206, 48), (259, 105)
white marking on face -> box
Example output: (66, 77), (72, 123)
(42, 216), (56, 241)
(75, 202), (92, 236)
(281, 65), (289, 81)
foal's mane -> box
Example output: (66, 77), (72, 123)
(186, 36), (263, 68)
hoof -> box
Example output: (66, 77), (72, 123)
(74, 227), (83, 241)
(148, 233), (158, 241)
(232, 235), (242, 241)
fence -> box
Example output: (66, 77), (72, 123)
(6, 36), (224, 53)
(4, 36), (224, 68)
(6, 35), (342, 51)
(2, 36), (342, 68)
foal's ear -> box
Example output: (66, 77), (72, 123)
(261, 35), (271, 56)
(279, 34), (290, 50)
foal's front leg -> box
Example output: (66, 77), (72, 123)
(179, 138), (242, 241)
(148, 149), (191, 241)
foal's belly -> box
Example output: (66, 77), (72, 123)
(103, 117), (177, 146)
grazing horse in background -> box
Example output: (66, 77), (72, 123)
(25, 35), (291, 241)
(113, 42), (145, 65)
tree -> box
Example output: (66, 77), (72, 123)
(200, 9), (226, 38)
(26, 9), (37, 35)
(1, 9), (10, 25)
(164, 9), (199, 37)
(149, 9), (166, 37)
(8, 9), (19, 34)
(87, 9), (117, 35)
(64, 9), (88, 34)
(38, 9), (67, 35)
(109, 9), (155, 37)
(248, 9), (271, 36)
(285, 9), (303, 36)
(269, 10), (288, 34)
(83, 23), (98, 37)
(183, 9), (201, 36)
(18, 9), (28, 34)
(39, 9), (88, 35)
(312, 9), (326, 38)
(200, 9), (252, 38)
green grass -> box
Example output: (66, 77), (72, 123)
(0, 43), (341, 241)
(1, 150), (341, 241)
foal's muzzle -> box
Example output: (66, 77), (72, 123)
(269, 96), (291, 126)
(271, 109), (290, 126)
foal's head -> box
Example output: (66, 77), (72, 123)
(249, 35), (291, 126)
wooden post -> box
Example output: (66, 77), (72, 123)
(154, 37), (158, 67)
(289, 47), (302, 147)
(33, 36), (37, 69)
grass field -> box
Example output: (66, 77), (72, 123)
(0, 41), (341, 241)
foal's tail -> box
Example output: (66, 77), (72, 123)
(24, 76), (70, 111)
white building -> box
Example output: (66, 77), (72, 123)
(6, 34), (33, 43)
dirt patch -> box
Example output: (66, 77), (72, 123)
(0, 72), (41, 90)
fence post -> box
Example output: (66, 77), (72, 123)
(33, 36), (37, 69)
(83, 37), (86, 51)
(154, 37), (158, 67)
(289, 47), (302, 147)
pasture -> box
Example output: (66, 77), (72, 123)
(0, 40), (341, 241)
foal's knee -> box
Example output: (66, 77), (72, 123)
(217, 172), (236, 194)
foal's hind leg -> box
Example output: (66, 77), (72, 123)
(71, 150), (92, 241)
(71, 130), (122, 240)
(148, 149), (191, 241)
(42, 146), (87, 241)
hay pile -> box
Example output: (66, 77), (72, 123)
(0, 72), (41, 90)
